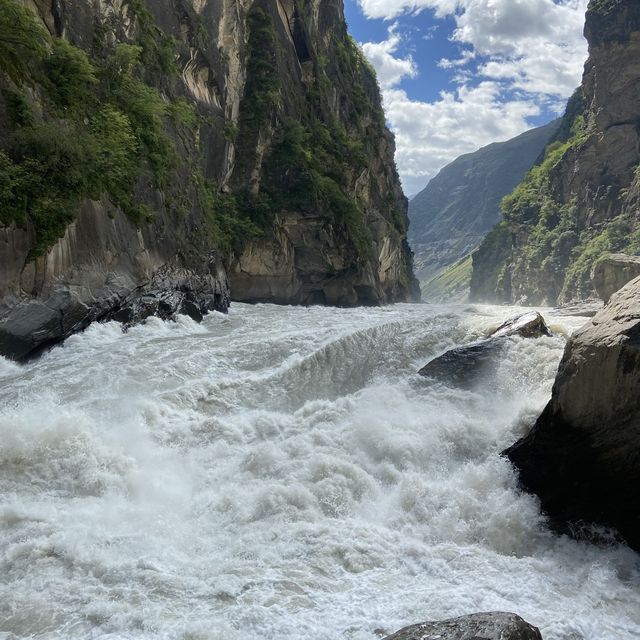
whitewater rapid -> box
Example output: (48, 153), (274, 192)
(0, 302), (639, 640)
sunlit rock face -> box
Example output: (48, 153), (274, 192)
(0, 0), (419, 359)
(471, 0), (640, 306)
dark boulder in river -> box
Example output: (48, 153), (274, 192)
(490, 311), (551, 339)
(506, 276), (640, 550)
(418, 312), (550, 388)
(383, 612), (542, 640)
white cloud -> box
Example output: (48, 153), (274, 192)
(383, 83), (541, 196)
(356, 0), (589, 195)
(357, 0), (459, 20)
(451, 0), (588, 96)
(361, 24), (418, 88)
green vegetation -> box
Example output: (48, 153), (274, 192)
(422, 254), (472, 302)
(477, 98), (640, 301)
(0, 0), (48, 82)
(123, 0), (177, 75)
(231, 2), (383, 259)
(0, 0), (251, 255)
(0, 0), (394, 263)
(265, 117), (372, 257)
(588, 0), (623, 16)
(234, 4), (280, 176)
(480, 111), (604, 298)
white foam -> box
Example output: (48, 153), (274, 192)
(0, 303), (638, 640)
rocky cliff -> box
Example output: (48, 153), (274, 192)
(0, 0), (418, 359)
(409, 121), (559, 285)
(506, 275), (640, 551)
(470, 0), (640, 305)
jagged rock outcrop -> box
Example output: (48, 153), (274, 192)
(0, 0), (417, 359)
(418, 311), (550, 388)
(0, 199), (230, 360)
(506, 276), (640, 550)
(383, 612), (542, 640)
(591, 253), (640, 301)
(471, 0), (640, 305)
(409, 121), (559, 285)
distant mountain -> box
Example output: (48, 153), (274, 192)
(408, 120), (560, 290)
(471, 0), (640, 306)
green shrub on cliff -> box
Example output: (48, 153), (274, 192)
(0, 0), (249, 255)
(473, 107), (607, 301)
(588, 0), (623, 17)
(0, 0), (48, 82)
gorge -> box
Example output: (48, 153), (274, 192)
(1, 0), (640, 638)
(0, 0), (418, 361)
(470, 0), (640, 306)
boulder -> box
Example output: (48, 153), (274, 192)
(418, 312), (550, 388)
(383, 612), (542, 640)
(591, 253), (640, 302)
(506, 276), (640, 549)
(418, 339), (504, 389)
(490, 311), (551, 339)
(103, 266), (223, 329)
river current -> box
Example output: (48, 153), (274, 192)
(0, 302), (639, 639)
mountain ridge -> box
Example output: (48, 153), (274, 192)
(0, 0), (418, 359)
(409, 120), (560, 288)
(470, 0), (640, 305)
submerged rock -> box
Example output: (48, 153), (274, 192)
(418, 312), (550, 388)
(506, 276), (640, 549)
(383, 612), (542, 640)
(591, 253), (640, 302)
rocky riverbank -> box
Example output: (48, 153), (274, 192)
(507, 276), (640, 550)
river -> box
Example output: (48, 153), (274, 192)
(1, 302), (639, 639)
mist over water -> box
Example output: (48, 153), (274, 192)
(1, 303), (639, 640)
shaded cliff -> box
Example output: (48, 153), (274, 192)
(0, 0), (418, 359)
(409, 121), (559, 285)
(471, 0), (640, 305)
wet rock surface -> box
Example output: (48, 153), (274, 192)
(383, 612), (543, 640)
(490, 311), (551, 339)
(506, 276), (640, 550)
(418, 312), (550, 388)
(0, 204), (229, 361)
(0, 265), (228, 361)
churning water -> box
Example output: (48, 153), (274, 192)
(0, 303), (639, 640)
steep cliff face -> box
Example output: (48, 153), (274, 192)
(224, 0), (419, 305)
(470, 0), (640, 305)
(0, 0), (417, 358)
(409, 120), (559, 284)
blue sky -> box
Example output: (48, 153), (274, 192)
(343, 0), (590, 196)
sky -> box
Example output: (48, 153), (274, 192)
(343, 0), (590, 196)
